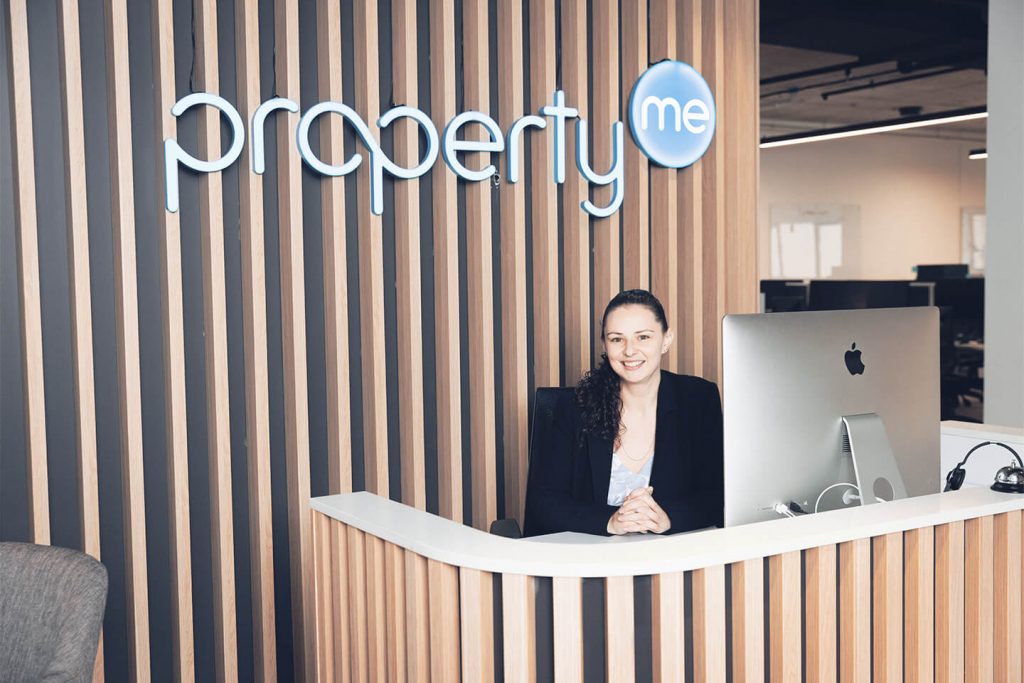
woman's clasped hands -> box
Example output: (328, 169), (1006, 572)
(607, 486), (671, 535)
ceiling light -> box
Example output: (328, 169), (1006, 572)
(760, 106), (987, 149)
(968, 149), (987, 160)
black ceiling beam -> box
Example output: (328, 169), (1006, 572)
(761, 58), (888, 86)
(820, 65), (973, 100)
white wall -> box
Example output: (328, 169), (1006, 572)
(759, 134), (986, 280)
(985, 0), (1024, 427)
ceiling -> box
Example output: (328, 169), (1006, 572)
(760, 0), (988, 142)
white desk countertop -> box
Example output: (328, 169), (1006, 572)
(311, 488), (1023, 578)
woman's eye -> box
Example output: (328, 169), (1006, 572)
(639, 335), (650, 341)
(609, 337), (622, 344)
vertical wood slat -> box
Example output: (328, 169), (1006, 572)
(652, 572), (685, 683)
(648, 0), (679, 373)
(552, 576), (584, 683)
(605, 576), (635, 683)
(194, 1), (239, 678)
(872, 532), (903, 683)
(330, 522), (351, 683)
(699, 0), (727, 383)
(497, 0), (530, 527)
(905, 528), (934, 683)
(619, 0), (650, 291)
(236, 0), (277, 677)
(6, 0), (51, 547)
(462, 0), (498, 531)
(428, 0), (463, 523)
(731, 559), (764, 682)
(677, 0), (703, 376)
(528, 0), (561, 387)
(692, 565), (726, 682)
(769, 552), (801, 681)
(528, 0), (561, 388)
(274, 0), (314, 677)
(722, 0), (759, 319)
(153, 0), (196, 675)
(365, 536), (388, 679)
(839, 538), (870, 683)
(459, 568), (495, 682)
(316, 0), (352, 497)
(405, 551), (431, 683)
(385, 543), (408, 683)
(391, 0), (426, 510)
(560, 0), (591, 383)
(428, 560), (462, 682)
(965, 516), (994, 682)
(347, 527), (369, 682)
(805, 545), (837, 683)
(993, 510), (1022, 682)
(935, 521), (965, 683)
(57, 0), (99, 565)
(56, 1), (104, 678)
(502, 574), (536, 683)
(56, 7), (103, 682)
(312, 512), (334, 683)
(590, 0), (621, 363)
(352, 0), (389, 497)
(102, 0), (151, 676)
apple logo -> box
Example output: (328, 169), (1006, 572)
(845, 342), (865, 375)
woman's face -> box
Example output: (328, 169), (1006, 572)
(602, 304), (674, 385)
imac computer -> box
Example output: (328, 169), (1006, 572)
(722, 307), (940, 527)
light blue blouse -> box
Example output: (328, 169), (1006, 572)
(606, 452), (654, 506)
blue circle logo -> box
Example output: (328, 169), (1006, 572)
(628, 61), (716, 168)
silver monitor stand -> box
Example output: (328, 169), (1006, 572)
(842, 413), (908, 504)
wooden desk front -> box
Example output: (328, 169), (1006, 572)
(310, 488), (1022, 682)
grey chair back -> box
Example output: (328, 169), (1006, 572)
(0, 542), (107, 683)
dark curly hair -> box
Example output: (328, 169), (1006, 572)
(575, 290), (669, 444)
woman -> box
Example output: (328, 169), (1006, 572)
(524, 289), (723, 536)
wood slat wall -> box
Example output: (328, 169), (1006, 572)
(236, 0), (277, 677)
(1, 0), (759, 679)
(151, 0), (195, 679)
(314, 508), (1023, 682)
(102, 0), (151, 677)
(194, 1), (239, 679)
(7, 0), (51, 549)
(429, 0), (464, 525)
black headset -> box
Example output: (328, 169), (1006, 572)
(944, 440), (1024, 494)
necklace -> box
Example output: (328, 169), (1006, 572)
(617, 436), (655, 462)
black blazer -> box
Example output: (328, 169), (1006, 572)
(523, 371), (724, 537)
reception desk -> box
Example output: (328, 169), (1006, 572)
(310, 489), (1022, 682)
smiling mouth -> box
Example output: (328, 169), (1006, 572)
(622, 360), (645, 370)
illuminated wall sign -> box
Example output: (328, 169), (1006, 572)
(628, 61), (716, 168)
(164, 61), (713, 218)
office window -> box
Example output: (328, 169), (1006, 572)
(961, 207), (985, 274)
(770, 205), (855, 279)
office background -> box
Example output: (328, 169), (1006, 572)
(0, 0), (758, 680)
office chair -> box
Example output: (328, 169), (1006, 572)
(488, 387), (576, 539)
(0, 542), (107, 682)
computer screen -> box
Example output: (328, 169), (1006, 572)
(759, 280), (807, 313)
(722, 307), (940, 527)
(915, 264), (968, 281)
(934, 278), (984, 339)
(807, 280), (918, 311)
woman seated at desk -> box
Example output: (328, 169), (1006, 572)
(524, 289), (723, 536)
